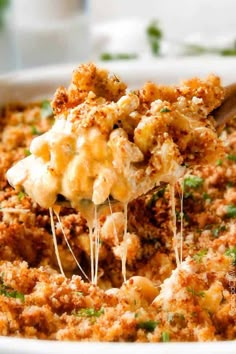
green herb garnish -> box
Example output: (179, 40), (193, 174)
(187, 287), (205, 298)
(74, 307), (104, 318)
(226, 204), (236, 218)
(227, 154), (236, 162)
(31, 125), (41, 135)
(147, 186), (166, 208)
(160, 107), (171, 113)
(183, 176), (204, 189)
(203, 192), (211, 201)
(193, 249), (207, 263)
(216, 159), (223, 166)
(24, 149), (31, 156)
(212, 225), (226, 238)
(161, 331), (170, 342)
(137, 320), (159, 332)
(225, 247), (236, 266)
(146, 20), (163, 56)
(18, 191), (26, 201)
(183, 175), (204, 199)
(41, 100), (53, 118)
(0, 276), (24, 301)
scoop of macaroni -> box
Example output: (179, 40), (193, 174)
(7, 63), (224, 209)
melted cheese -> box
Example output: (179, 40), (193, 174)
(93, 205), (100, 285)
(170, 184), (180, 267)
(121, 203), (128, 282)
(53, 207), (89, 281)
(49, 207), (65, 276)
(180, 182), (184, 264)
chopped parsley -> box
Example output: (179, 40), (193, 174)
(147, 186), (166, 208)
(193, 249), (207, 263)
(100, 53), (138, 61)
(41, 100), (53, 118)
(24, 149), (31, 156)
(161, 331), (170, 342)
(17, 191), (26, 201)
(216, 159), (223, 166)
(183, 175), (204, 199)
(202, 192), (211, 201)
(183, 176), (204, 189)
(187, 287), (205, 298)
(226, 205), (236, 218)
(227, 154), (236, 162)
(225, 247), (236, 266)
(0, 276), (24, 301)
(146, 20), (163, 56)
(31, 125), (41, 135)
(212, 225), (227, 238)
(160, 107), (171, 113)
(137, 320), (159, 332)
(74, 307), (104, 318)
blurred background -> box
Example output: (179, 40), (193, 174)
(0, 0), (236, 73)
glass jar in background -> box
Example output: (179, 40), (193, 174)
(10, 0), (90, 69)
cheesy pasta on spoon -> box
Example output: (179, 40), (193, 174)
(7, 63), (224, 209)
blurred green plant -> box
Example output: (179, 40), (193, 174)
(100, 52), (138, 61)
(146, 20), (163, 56)
(0, 0), (10, 30)
(100, 19), (163, 61)
(99, 18), (235, 60)
(183, 40), (236, 56)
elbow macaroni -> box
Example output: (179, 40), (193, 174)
(7, 63), (224, 211)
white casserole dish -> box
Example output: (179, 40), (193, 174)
(1, 57), (236, 103)
(0, 57), (235, 354)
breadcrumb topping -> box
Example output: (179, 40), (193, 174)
(0, 65), (235, 342)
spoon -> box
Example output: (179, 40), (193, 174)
(213, 83), (236, 129)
